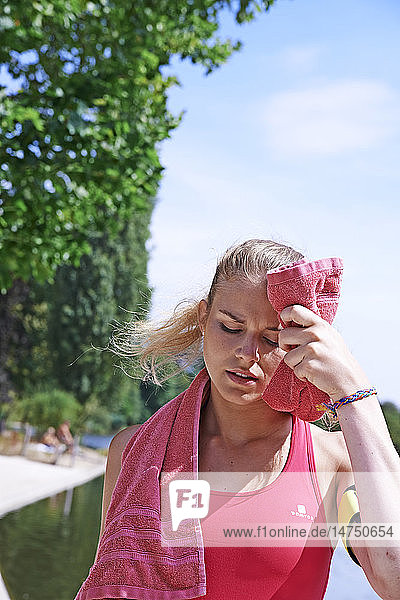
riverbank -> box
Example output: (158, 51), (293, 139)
(0, 448), (106, 518)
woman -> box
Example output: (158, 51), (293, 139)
(76, 239), (400, 600)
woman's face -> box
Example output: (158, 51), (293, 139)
(198, 278), (286, 406)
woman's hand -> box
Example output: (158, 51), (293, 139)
(278, 304), (371, 401)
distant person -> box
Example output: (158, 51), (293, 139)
(40, 426), (63, 449)
(56, 420), (74, 452)
(37, 426), (66, 461)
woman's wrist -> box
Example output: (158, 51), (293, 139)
(333, 378), (372, 399)
(333, 387), (377, 411)
(317, 386), (377, 417)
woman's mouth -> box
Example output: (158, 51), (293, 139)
(226, 370), (259, 386)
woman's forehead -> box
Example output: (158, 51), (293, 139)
(211, 279), (280, 326)
(213, 277), (267, 297)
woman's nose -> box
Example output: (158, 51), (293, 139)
(235, 337), (261, 362)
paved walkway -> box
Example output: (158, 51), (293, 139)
(0, 449), (106, 518)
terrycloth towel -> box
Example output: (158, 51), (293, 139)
(74, 369), (210, 600)
(263, 257), (344, 422)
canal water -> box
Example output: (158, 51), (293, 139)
(0, 477), (103, 600)
(0, 476), (381, 600)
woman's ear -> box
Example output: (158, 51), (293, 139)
(197, 299), (208, 334)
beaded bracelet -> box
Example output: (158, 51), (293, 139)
(316, 387), (377, 416)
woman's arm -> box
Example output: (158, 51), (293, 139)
(336, 396), (400, 599)
(279, 304), (400, 600)
(90, 427), (141, 600)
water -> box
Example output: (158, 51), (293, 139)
(0, 477), (103, 600)
(0, 477), (382, 600)
(80, 433), (113, 450)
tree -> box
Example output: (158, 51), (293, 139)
(0, 0), (274, 289)
(139, 370), (196, 421)
(8, 388), (81, 433)
(0, 0), (275, 408)
(46, 206), (152, 407)
(0, 277), (30, 426)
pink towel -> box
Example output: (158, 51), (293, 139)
(263, 257), (344, 421)
(74, 369), (210, 600)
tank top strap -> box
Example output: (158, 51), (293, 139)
(288, 416), (323, 506)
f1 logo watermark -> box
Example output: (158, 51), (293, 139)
(169, 480), (210, 531)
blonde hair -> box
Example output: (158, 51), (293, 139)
(107, 239), (305, 385)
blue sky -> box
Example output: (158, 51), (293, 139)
(1, 0), (399, 410)
(149, 0), (400, 406)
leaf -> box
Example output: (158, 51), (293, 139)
(15, 199), (28, 212)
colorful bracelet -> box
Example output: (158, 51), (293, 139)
(316, 387), (377, 416)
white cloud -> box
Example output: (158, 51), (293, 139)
(261, 80), (400, 156)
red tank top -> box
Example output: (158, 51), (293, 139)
(195, 416), (333, 599)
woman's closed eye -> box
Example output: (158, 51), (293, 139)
(220, 323), (241, 334)
(219, 323), (279, 346)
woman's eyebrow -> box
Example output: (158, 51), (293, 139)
(218, 309), (281, 331)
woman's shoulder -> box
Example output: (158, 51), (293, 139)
(109, 424), (142, 464)
(98, 424), (143, 540)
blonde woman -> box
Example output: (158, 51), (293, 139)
(75, 239), (400, 600)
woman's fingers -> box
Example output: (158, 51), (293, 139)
(282, 344), (306, 368)
(278, 305), (326, 352)
(280, 304), (322, 328)
(278, 324), (320, 352)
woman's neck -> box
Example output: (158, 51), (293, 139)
(200, 383), (292, 449)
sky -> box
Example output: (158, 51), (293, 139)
(148, 0), (400, 406)
(1, 0), (399, 408)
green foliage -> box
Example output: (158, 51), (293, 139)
(9, 387), (81, 431)
(139, 369), (198, 420)
(312, 413), (341, 432)
(0, 0), (275, 290)
(5, 279), (56, 395)
(75, 396), (113, 435)
(109, 378), (144, 430)
(381, 401), (400, 454)
(0, 0), (276, 428)
(46, 206), (152, 405)
(8, 206), (153, 430)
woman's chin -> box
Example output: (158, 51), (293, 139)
(220, 382), (266, 405)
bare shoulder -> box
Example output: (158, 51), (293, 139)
(108, 423), (142, 467)
(97, 424), (142, 540)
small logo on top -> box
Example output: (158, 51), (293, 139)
(290, 504), (314, 520)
